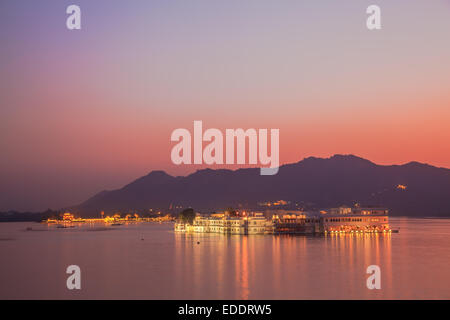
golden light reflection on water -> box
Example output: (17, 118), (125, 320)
(325, 232), (392, 298)
(235, 236), (249, 299)
(173, 231), (394, 299)
(2, 219), (449, 299)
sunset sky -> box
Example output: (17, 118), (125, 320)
(1, 0), (450, 211)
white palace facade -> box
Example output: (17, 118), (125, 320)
(174, 207), (392, 235)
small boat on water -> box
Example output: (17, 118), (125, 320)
(56, 224), (75, 229)
(111, 223), (123, 226)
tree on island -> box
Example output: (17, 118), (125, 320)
(225, 207), (238, 217)
(179, 208), (196, 224)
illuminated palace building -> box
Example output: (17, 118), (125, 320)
(175, 212), (269, 235)
(174, 207), (392, 235)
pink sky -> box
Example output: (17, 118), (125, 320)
(1, 1), (450, 211)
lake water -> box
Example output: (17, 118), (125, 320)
(0, 218), (449, 299)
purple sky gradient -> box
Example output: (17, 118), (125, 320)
(1, 0), (450, 211)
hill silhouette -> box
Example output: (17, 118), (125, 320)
(72, 155), (450, 217)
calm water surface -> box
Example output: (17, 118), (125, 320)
(0, 218), (449, 299)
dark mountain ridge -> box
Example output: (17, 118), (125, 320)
(72, 155), (450, 217)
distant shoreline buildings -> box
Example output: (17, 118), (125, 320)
(43, 212), (175, 225)
(175, 207), (392, 235)
(41, 206), (394, 235)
